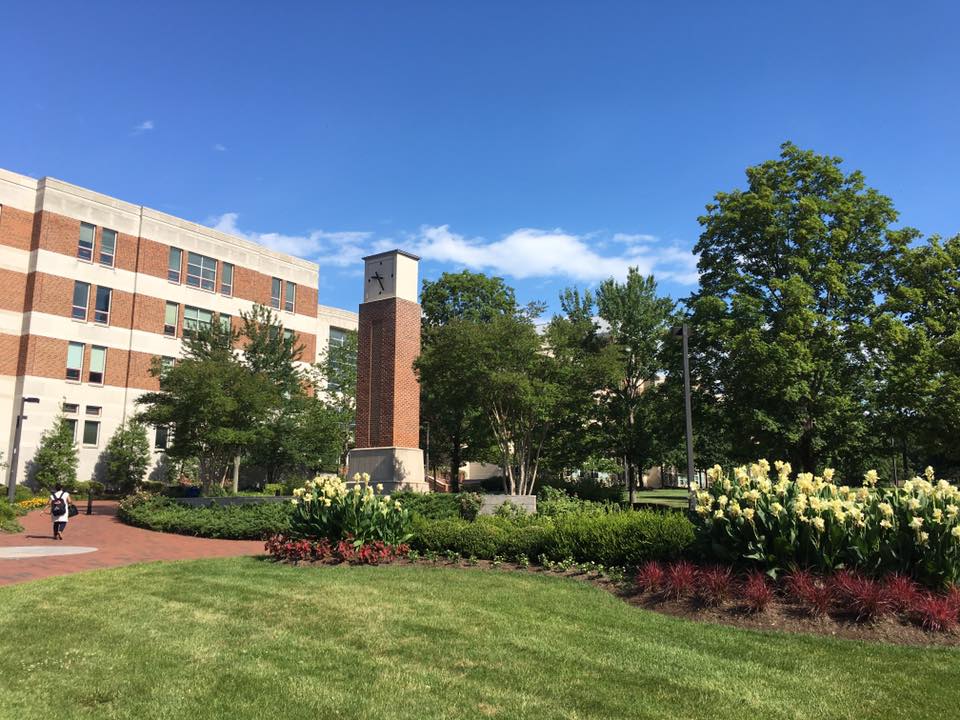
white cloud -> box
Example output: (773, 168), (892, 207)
(206, 214), (699, 286)
(213, 143), (227, 152)
(132, 120), (154, 135)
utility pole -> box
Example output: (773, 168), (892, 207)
(7, 396), (40, 503)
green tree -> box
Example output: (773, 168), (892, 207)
(688, 142), (916, 473)
(595, 270), (675, 500)
(313, 328), (358, 467)
(875, 234), (960, 476)
(416, 271), (532, 491)
(103, 419), (151, 492)
(30, 415), (79, 492)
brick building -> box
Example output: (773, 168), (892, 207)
(0, 167), (357, 486)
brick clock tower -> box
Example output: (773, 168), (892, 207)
(346, 250), (428, 492)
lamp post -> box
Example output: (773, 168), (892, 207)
(7, 396), (40, 503)
(671, 325), (696, 512)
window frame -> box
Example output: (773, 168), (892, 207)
(77, 222), (95, 262)
(164, 301), (179, 337)
(71, 281), (90, 321)
(220, 262), (234, 296)
(66, 341), (84, 382)
(270, 277), (282, 309)
(183, 305), (213, 334)
(62, 403), (79, 415)
(168, 247), (183, 284)
(154, 425), (169, 451)
(186, 251), (218, 291)
(284, 281), (296, 312)
(219, 313), (232, 333)
(93, 286), (112, 325)
(100, 228), (117, 267)
(82, 420), (100, 447)
(88, 346), (107, 385)
(65, 418), (78, 443)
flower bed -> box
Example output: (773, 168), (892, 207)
(632, 559), (960, 638)
(264, 535), (410, 565)
(694, 461), (960, 587)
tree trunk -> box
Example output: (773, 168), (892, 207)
(627, 462), (636, 505)
(450, 430), (462, 494)
(232, 454), (241, 494)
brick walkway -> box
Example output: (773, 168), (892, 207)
(0, 502), (263, 586)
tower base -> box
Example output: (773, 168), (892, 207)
(346, 446), (429, 493)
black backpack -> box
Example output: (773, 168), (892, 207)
(51, 492), (66, 517)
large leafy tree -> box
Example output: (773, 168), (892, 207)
(102, 419), (151, 492)
(29, 415), (79, 492)
(595, 270), (675, 500)
(688, 142), (917, 473)
(875, 234), (960, 475)
(313, 328), (358, 468)
(416, 271), (532, 491)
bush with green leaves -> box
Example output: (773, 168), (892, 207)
(536, 486), (617, 516)
(103, 420), (151, 492)
(30, 416), (78, 492)
(411, 509), (694, 566)
(0, 500), (25, 533)
(289, 475), (411, 545)
(117, 494), (292, 539)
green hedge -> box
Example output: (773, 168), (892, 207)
(117, 495), (293, 539)
(0, 501), (25, 533)
(411, 510), (694, 566)
(390, 492), (483, 521)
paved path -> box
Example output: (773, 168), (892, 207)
(0, 502), (263, 586)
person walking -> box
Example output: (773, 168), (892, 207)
(49, 483), (71, 540)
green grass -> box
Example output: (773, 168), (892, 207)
(1, 559), (957, 720)
(634, 488), (690, 509)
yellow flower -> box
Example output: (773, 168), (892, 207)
(932, 508), (943, 524)
(909, 516), (924, 530)
(951, 525), (960, 539)
(375, 483), (384, 492)
(880, 519), (892, 529)
(353, 473), (361, 482)
(908, 498), (921, 511)
(947, 504), (959, 518)
(713, 509), (724, 520)
(919, 531), (930, 544)
(290, 498), (298, 505)
(293, 488), (304, 497)
(717, 495), (728, 507)
(924, 466), (936, 482)
(878, 502), (893, 517)
(393, 502), (402, 511)
(727, 502), (742, 518)
(743, 507), (755, 521)
(812, 517), (825, 532)
(770, 502), (784, 516)
(696, 504), (710, 515)
(823, 468), (836, 483)
(362, 472), (371, 484)
(743, 489), (761, 505)
(862, 469), (879, 487)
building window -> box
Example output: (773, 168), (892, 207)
(285, 282), (296, 312)
(186, 252), (217, 291)
(283, 329), (294, 342)
(94, 286), (112, 324)
(66, 342), (84, 381)
(168, 247), (183, 283)
(85, 405), (102, 416)
(88, 347), (106, 385)
(327, 327), (353, 391)
(65, 419), (78, 442)
(271, 277), (282, 309)
(161, 356), (175, 374)
(71, 281), (90, 320)
(100, 228), (117, 267)
(78, 222), (95, 261)
(62, 403), (79, 414)
(155, 425), (168, 450)
(221, 262), (234, 296)
(219, 313), (232, 333)
(82, 420), (100, 447)
(164, 302), (179, 337)
(183, 305), (213, 334)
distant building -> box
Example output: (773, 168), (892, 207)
(0, 168), (356, 485)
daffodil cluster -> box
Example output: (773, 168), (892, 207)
(289, 473), (411, 546)
(694, 460), (960, 587)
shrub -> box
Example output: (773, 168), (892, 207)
(264, 534), (409, 565)
(634, 561), (666, 593)
(911, 594), (958, 633)
(742, 571), (773, 613)
(459, 493), (482, 521)
(663, 560), (697, 601)
(842, 576), (890, 622)
(536, 486), (614, 517)
(785, 569), (834, 617)
(12, 485), (35, 502)
(117, 494), (292, 539)
(30, 416), (78, 492)
(693, 460), (960, 587)
(696, 565), (734, 606)
(0, 501), (24, 533)
(882, 574), (922, 614)
(550, 510), (694, 567)
(289, 475), (411, 545)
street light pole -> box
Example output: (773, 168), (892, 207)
(7, 396), (40, 503)
(672, 325), (696, 512)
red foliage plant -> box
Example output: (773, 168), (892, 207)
(912, 594), (958, 633)
(830, 569), (861, 603)
(635, 561), (666, 594)
(785, 569), (833, 618)
(882, 574), (922, 614)
(265, 535), (408, 565)
(696, 565), (734, 606)
(742, 571), (774, 614)
(843, 576), (890, 622)
(664, 560), (698, 601)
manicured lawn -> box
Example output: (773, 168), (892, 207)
(1, 559), (957, 720)
(634, 488), (690, 509)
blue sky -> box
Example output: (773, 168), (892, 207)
(2, 2), (958, 315)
